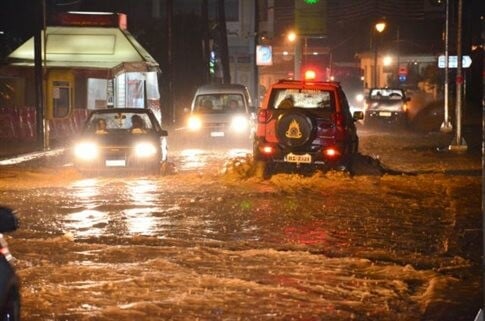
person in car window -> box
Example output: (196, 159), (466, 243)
(95, 118), (108, 134)
(228, 99), (241, 112)
(198, 99), (213, 112)
(130, 114), (146, 134)
(278, 95), (294, 109)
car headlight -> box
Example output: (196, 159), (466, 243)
(230, 115), (249, 133)
(135, 142), (157, 157)
(355, 93), (364, 102)
(74, 142), (98, 161)
(187, 116), (202, 131)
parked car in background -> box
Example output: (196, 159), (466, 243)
(73, 108), (168, 175)
(253, 77), (363, 176)
(364, 88), (410, 127)
(185, 84), (256, 143)
(0, 207), (20, 321)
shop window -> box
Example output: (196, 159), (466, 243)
(87, 78), (108, 109)
(53, 81), (70, 118)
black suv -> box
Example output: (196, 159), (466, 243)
(253, 79), (363, 175)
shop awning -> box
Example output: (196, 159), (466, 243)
(7, 26), (159, 71)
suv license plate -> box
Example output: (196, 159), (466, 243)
(106, 159), (126, 167)
(285, 153), (312, 164)
(379, 111), (392, 117)
(210, 131), (225, 137)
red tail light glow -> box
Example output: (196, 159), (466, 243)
(323, 148), (340, 158)
(262, 146), (274, 154)
(304, 70), (316, 80)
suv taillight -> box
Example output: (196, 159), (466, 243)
(258, 109), (273, 123)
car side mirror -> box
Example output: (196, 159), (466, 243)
(352, 111), (364, 121)
(160, 129), (168, 137)
(0, 207), (18, 233)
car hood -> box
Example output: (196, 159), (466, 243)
(77, 132), (159, 147)
(197, 113), (249, 123)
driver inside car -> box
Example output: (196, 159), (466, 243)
(95, 118), (108, 134)
(130, 114), (146, 134)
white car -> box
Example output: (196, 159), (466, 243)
(185, 84), (256, 141)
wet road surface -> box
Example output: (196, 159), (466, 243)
(0, 128), (481, 321)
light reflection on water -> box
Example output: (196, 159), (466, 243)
(65, 178), (165, 238)
(178, 149), (207, 171)
(176, 148), (251, 172)
(64, 209), (108, 237)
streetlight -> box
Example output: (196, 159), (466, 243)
(373, 21), (386, 87)
(287, 31), (297, 43)
(287, 30), (302, 80)
(383, 55), (393, 67)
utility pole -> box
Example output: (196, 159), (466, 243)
(201, 0), (210, 83)
(217, 0), (231, 84)
(294, 37), (302, 80)
(251, 0), (259, 106)
(166, 0), (174, 124)
(34, 0), (46, 150)
(440, 0), (453, 133)
(449, 0), (467, 151)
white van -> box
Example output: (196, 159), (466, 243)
(185, 84), (256, 140)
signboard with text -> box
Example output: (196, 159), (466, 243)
(256, 45), (273, 66)
(438, 55), (472, 68)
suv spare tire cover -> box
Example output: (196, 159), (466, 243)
(276, 112), (314, 147)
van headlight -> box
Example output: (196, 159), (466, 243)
(187, 116), (202, 131)
(135, 142), (157, 157)
(74, 142), (98, 161)
(230, 115), (249, 133)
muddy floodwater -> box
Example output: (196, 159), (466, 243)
(0, 129), (482, 321)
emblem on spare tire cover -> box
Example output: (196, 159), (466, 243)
(277, 112), (313, 147)
(286, 120), (302, 138)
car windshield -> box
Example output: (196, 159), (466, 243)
(194, 94), (245, 114)
(269, 89), (335, 110)
(369, 89), (404, 100)
(86, 112), (154, 133)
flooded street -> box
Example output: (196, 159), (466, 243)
(0, 128), (481, 321)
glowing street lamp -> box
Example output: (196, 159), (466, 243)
(383, 55), (393, 67)
(287, 30), (302, 80)
(375, 22), (386, 33)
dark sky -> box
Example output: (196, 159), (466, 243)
(1, 0), (483, 59)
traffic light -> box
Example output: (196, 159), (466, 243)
(303, 0), (320, 4)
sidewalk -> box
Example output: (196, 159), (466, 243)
(0, 141), (41, 159)
(0, 141), (65, 165)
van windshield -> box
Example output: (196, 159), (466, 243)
(194, 94), (245, 114)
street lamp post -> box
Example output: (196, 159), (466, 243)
(440, 0), (453, 133)
(373, 21), (386, 87)
(288, 31), (303, 80)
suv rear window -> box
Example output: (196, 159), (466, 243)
(369, 89), (404, 100)
(268, 88), (335, 111)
